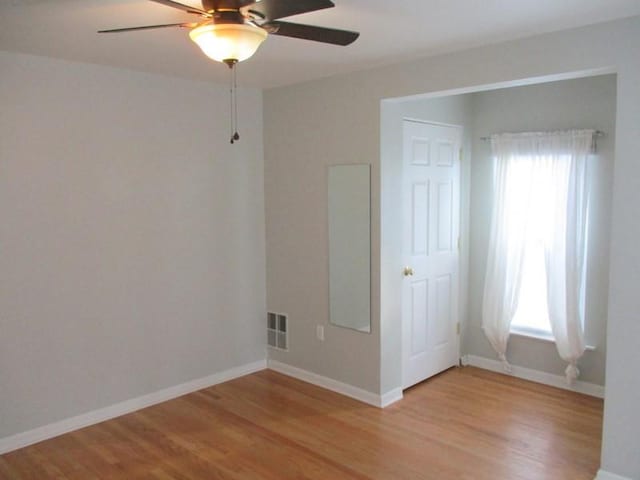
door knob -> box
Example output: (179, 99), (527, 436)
(403, 266), (414, 277)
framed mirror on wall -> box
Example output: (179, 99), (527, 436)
(328, 164), (371, 333)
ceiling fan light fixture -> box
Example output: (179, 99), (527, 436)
(189, 23), (267, 63)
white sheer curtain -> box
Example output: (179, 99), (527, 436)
(482, 129), (594, 383)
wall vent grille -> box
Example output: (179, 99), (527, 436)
(267, 312), (288, 351)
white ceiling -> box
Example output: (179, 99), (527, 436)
(1, 0), (639, 89)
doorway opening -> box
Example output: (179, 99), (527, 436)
(381, 71), (616, 396)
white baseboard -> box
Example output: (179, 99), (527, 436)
(0, 359), (267, 455)
(380, 387), (404, 408)
(463, 354), (605, 398)
(595, 470), (633, 480)
(267, 359), (402, 408)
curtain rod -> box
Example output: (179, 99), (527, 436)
(480, 130), (605, 141)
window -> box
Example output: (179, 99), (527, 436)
(506, 155), (562, 337)
(503, 154), (575, 337)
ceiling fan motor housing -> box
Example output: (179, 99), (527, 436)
(201, 0), (243, 12)
(210, 10), (247, 25)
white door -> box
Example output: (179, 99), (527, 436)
(402, 120), (461, 389)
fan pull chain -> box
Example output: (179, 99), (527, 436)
(226, 59), (240, 144)
(233, 63), (239, 142)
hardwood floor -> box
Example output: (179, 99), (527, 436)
(0, 367), (603, 480)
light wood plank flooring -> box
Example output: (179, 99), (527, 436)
(0, 366), (603, 480)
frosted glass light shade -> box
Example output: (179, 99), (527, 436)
(189, 23), (267, 63)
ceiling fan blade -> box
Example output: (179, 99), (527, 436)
(245, 0), (334, 21)
(98, 23), (196, 33)
(148, 0), (210, 16)
(264, 21), (359, 46)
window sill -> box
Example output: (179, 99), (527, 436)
(510, 328), (596, 351)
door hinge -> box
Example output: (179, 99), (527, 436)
(457, 236), (460, 252)
(456, 322), (460, 335)
(459, 148), (463, 161)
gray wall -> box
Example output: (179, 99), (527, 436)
(465, 75), (616, 386)
(264, 78), (381, 393)
(265, 17), (640, 478)
(0, 51), (266, 439)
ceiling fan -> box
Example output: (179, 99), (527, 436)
(99, 0), (359, 144)
(99, 0), (359, 64)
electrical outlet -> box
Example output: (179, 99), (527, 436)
(316, 325), (324, 341)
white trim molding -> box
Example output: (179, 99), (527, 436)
(595, 470), (634, 480)
(267, 359), (403, 408)
(462, 355), (605, 398)
(380, 388), (404, 408)
(0, 360), (267, 455)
